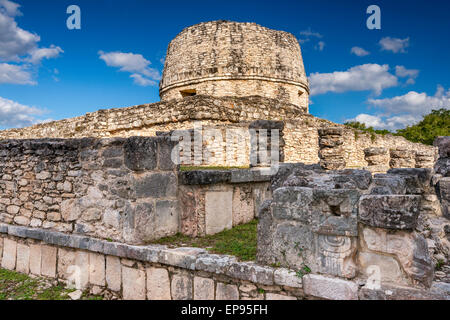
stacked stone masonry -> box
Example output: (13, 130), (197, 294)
(160, 21), (309, 110)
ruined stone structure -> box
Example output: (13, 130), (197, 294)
(160, 21), (309, 111)
(0, 20), (448, 300)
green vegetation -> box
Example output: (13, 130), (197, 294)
(153, 219), (257, 261)
(345, 108), (450, 146)
(0, 268), (102, 300)
(395, 109), (450, 145)
(180, 165), (250, 171)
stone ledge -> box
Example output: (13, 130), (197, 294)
(179, 168), (271, 185)
(0, 223), (287, 287)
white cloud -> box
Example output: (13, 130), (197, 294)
(347, 86), (450, 131)
(309, 63), (398, 96)
(315, 41), (325, 51)
(346, 113), (419, 131)
(351, 46), (370, 57)
(379, 37), (410, 53)
(368, 85), (450, 115)
(27, 45), (63, 64)
(130, 73), (157, 87)
(0, 95), (47, 128)
(395, 65), (419, 84)
(0, 62), (34, 84)
(99, 51), (161, 86)
(0, 0), (21, 16)
(0, 1), (62, 85)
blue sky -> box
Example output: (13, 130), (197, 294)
(0, 0), (449, 130)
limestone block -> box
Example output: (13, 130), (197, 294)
(16, 243), (30, 274)
(160, 247), (206, 270)
(361, 227), (434, 287)
(193, 276), (215, 300)
(226, 262), (274, 285)
(124, 137), (157, 171)
(171, 274), (192, 300)
(74, 251), (89, 289)
(89, 252), (105, 286)
(358, 252), (408, 285)
(1, 238), (17, 270)
(216, 282), (239, 300)
(57, 248), (76, 280)
(29, 244), (42, 275)
(122, 266), (146, 300)
(265, 293), (297, 300)
(41, 245), (57, 277)
(205, 191), (232, 235)
(134, 172), (177, 199)
(155, 200), (179, 238)
(359, 195), (421, 230)
(106, 256), (122, 292)
(274, 268), (302, 288)
(195, 254), (237, 274)
(147, 267), (171, 300)
(303, 274), (358, 300)
(232, 186), (254, 226)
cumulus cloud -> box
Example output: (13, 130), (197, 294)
(99, 51), (161, 86)
(0, 63), (34, 84)
(299, 28), (323, 39)
(379, 37), (410, 53)
(368, 85), (450, 115)
(395, 65), (419, 85)
(347, 86), (450, 130)
(27, 45), (63, 64)
(0, 1), (63, 84)
(0, 95), (47, 128)
(351, 46), (370, 57)
(309, 63), (398, 96)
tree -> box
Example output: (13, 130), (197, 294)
(395, 108), (450, 145)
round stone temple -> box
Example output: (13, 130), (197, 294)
(160, 20), (309, 112)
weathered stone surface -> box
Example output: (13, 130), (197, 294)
(359, 195), (421, 230)
(16, 243), (30, 274)
(205, 191), (232, 235)
(155, 200), (179, 238)
(274, 268), (302, 288)
(147, 267), (171, 300)
(195, 254), (237, 274)
(358, 252), (407, 285)
(265, 293), (297, 300)
(106, 256), (121, 292)
(437, 177), (450, 218)
(226, 262), (274, 285)
(179, 170), (231, 185)
(124, 137), (157, 171)
(57, 248), (76, 279)
(160, 247), (206, 270)
(122, 266), (146, 300)
(194, 276), (215, 300)
(232, 186), (254, 226)
(89, 252), (105, 286)
(216, 282), (239, 300)
(134, 172), (177, 199)
(303, 274), (358, 300)
(171, 274), (192, 300)
(361, 227), (434, 287)
(29, 244), (41, 275)
(41, 245), (57, 277)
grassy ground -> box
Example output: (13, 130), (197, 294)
(0, 268), (102, 300)
(153, 219), (258, 261)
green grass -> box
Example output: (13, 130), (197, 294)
(0, 268), (103, 300)
(179, 165), (250, 171)
(153, 219), (258, 261)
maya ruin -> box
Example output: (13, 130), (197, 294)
(0, 20), (449, 301)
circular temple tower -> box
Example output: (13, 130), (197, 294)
(160, 20), (309, 112)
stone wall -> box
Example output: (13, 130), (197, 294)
(0, 224), (304, 300)
(178, 170), (271, 237)
(0, 137), (179, 245)
(160, 21), (309, 110)
(0, 95), (435, 170)
(258, 163), (450, 296)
